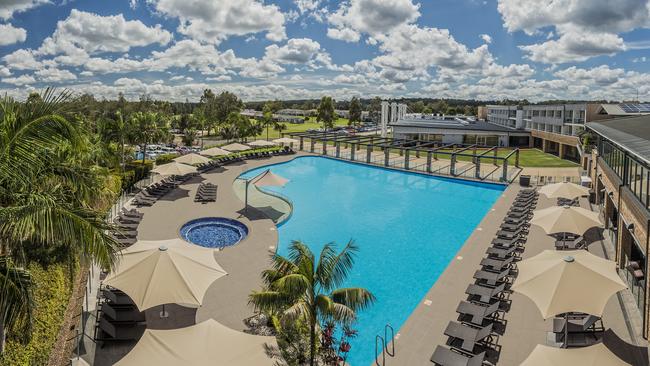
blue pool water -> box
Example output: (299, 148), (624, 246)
(180, 217), (248, 248)
(240, 157), (504, 365)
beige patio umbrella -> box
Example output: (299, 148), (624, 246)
(531, 205), (602, 237)
(521, 343), (630, 366)
(272, 137), (299, 144)
(173, 153), (211, 165)
(248, 139), (276, 147)
(222, 142), (251, 151)
(512, 250), (627, 347)
(540, 182), (590, 199)
(115, 319), (276, 366)
(244, 169), (289, 213)
(200, 146), (231, 157)
(512, 250), (626, 318)
(152, 161), (198, 176)
(103, 239), (227, 317)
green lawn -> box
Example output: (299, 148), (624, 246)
(431, 148), (579, 168)
(254, 117), (350, 140)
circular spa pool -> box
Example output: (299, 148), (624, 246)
(180, 217), (249, 248)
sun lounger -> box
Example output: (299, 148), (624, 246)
(101, 303), (145, 323)
(431, 346), (486, 366)
(465, 283), (506, 304)
(444, 321), (493, 353)
(474, 268), (510, 286)
(553, 314), (603, 334)
(480, 256), (514, 272)
(102, 288), (134, 305)
(486, 246), (517, 259)
(496, 229), (525, 240)
(121, 208), (143, 218)
(500, 222), (528, 233)
(491, 237), (522, 249)
(456, 300), (500, 326)
(96, 317), (145, 342)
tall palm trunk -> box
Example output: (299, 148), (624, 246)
(309, 315), (316, 366)
(0, 317), (5, 354)
(141, 141), (147, 164)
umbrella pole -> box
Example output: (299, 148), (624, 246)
(563, 313), (569, 348)
(160, 304), (169, 318)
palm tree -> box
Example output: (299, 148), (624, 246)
(128, 111), (167, 164)
(0, 89), (118, 353)
(0, 257), (33, 354)
(99, 110), (129, 173)
(249, 240), (375, 366)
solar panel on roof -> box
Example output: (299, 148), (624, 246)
(617, 103), (650, 113)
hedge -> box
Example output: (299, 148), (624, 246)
(0, 263), (72, 366)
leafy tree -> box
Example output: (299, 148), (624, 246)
(182, 128), (198, 146)
(128, 112), (169, 164)
(368, 96), (382, 124)
(0, 257), (33, 354)
(348, 97), (362, 127)
(99, 110), (130, 172)
(0, 89), (119, 352)
(261, 102), (278, 140)
(316, 96), (336, 131)
(249, 240), (375, 366)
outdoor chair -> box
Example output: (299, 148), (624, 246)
(465, 283), (506, 304)
(486, 246), (518, 259)
(456, 300), (500, 326)
(474, 268), (510, 286)
(500, 222), (529, 233)
(431, 346), (486, 366)
(491, 237), (522, 249)
(101, 303), (145, 323)
(444, 321), (493, 353)
(496, 229), (526, 240)
(96, 317), (145, 342)
(480, 256), (514, 272)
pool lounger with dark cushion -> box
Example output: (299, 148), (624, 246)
(480, 256), (514, 272)
(456, 300), (500, 326)
(496, 229), (525, 240)
(465, 283), (506, 304)
(500, 222), (528, 233)
(444, 321), (493, 353)
(473, 268), (510, 286)
(491, 237), (522, 249)
(96, 317), (145, 342)
(486, 246), (517, 259)
(102, 288), (134, 305)
(431, 346), (486, 366)
(121, 208), (143, 218)
(101, 303), (145, 323)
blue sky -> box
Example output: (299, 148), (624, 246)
(1, 0), (649, 102)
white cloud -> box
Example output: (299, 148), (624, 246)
(148, 0), (286, 44)
(34, 67), (77, 83)
(0, 0), (47, 20)
(2, 74), (36, 86)
(264, 38), (321, 64)
(334, 74), (367, 84)
(294, 0), (321, 14)
(479, 33), (492, 44)
(0, 23), (27, 46)
(38, 10), (172, 56)
(328, 0), (420, 40)
(327, 27), (360, 43)
(0, 67), (11, 77)
(497, 0), (650, 63)
(206, 75), (232, 81)
(2, 49), (42, 70)
(520, 31), (625, 64)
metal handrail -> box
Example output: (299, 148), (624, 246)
(385, 324), (395, 357)
(375, 335), (386, 366)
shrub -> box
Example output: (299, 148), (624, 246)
(0, 263), (72, 366)
(155, 153), (177, 165)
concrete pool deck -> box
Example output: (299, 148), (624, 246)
(94, 152), (647, 366)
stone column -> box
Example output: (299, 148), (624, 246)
(427, 152), (432, 173)
(336, 142), (340, 158)
(404, 150), (410, 170)
(366, 146), (372, 163)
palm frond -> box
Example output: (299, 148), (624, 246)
(248, 290), (286, 313)
(272, 273), (310, 297)
(0, 256), (34, 342)
(317, 240), (358, 292)
(331, 287), (376, 312)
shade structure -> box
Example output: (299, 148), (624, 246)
(511, 250), (626, 319)
(273, 137), (299, 144)
(252, 169), (288, 187)
(248, 139), (276, 147)
(221, 142), (251, 151)
(115, 319), (276, 366)
(152, 162), (198, 176)
(200, 147), (231, 157)
(173, 153), (211, 165)
(531, 205), (602, 236)
(539, 182), (590, 199)
(103, 239), (227, 311)
(521, 343), (630, 366)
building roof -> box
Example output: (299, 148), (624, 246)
(587, 115), (650, 164)
(392, 117), (520, 133)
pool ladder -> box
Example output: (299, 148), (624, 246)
(375, 324), (395, 366)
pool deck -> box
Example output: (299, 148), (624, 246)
(388, 185), (649, 366)
(94, 152), (647, 366)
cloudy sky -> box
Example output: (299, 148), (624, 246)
(1, 0), (650, 102)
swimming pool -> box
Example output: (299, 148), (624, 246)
(240, 157), (504, 365)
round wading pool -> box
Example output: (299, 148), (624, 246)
(180, 217), (248, 248)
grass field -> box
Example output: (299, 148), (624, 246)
(434, 148), (580, 168)
(254, 117), (350, 140)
